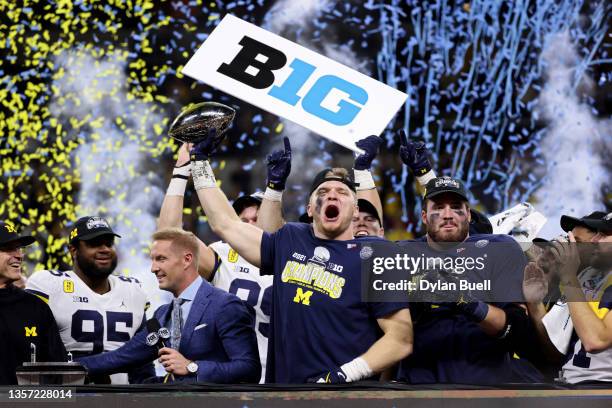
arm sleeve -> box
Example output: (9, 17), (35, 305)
(127, 314), (156, 383)
(194, 298), (261, 383)
(600, 286), (612, 311)
(76, 323), (157, 376)
(260, 231), (278, 275)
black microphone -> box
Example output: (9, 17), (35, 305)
(145, 318), (162, 349)
(146, 318), (174, 381)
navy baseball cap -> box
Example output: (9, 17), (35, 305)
(309, 168), (356, 196)
(0, 221), (35, 248)
(423, 176), (470, 202)
(358, 199), (381, 225)
(232, 192), (264, 215)
(560, 211), (608, 233)
(70, 216), (120, 245)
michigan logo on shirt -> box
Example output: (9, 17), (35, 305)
(281, 246), (345, 301)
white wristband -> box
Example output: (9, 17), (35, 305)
(416, 169), (437, 187)
(166, 178), (188, 196)
(340, 357), (373, 382)
(192, 160), (217, 191)
(264, 187), (283, 202)
(172, 162), (192, 178)
(353, 169), (375, 191)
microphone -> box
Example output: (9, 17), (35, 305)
(146, 318), (174, 381)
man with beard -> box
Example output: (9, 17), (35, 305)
(188, 136), (413, 384)
(26, 216), (152, 384)
(397, 176), (542, 384)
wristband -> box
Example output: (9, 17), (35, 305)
(264, 187), (283, 202)
(459, 301), (489, 322)
(353, 169), (375, 191)
(416, 169), (437, 187)
(340, 357), (373, 382)
(192, 160), (217, 191)
(167, 163), (192, 196)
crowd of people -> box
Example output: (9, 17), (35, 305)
(0, 131), (610, 386)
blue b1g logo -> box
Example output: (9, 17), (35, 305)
(217, 36), (368, 126)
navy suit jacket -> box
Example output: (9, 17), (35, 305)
(77, 280), (261, 383)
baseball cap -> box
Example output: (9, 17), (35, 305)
(0, 221), (35, 248)
(69, 216), (120, 245)
(560, 211), (608, 233)
(309, 168), (356, 197)
(232, 191), (264, 215)
(358, 199), (381, 225)
(423, 176), (470, 202)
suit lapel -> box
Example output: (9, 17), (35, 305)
(180, 281), (212, 350)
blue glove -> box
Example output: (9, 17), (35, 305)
(398, 130), (432, 176)
(190, 129), (222, 161)
(354, 135), (383, 171)
(307, 366), (348, 383)
(266, 137), (292, 191)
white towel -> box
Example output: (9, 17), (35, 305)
(542, 302), (574, 354)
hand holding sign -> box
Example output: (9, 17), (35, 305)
(182, 15), (407, 152)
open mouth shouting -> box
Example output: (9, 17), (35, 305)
(323, 203), (340, 223)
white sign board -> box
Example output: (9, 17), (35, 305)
(183, 14), (407, 152)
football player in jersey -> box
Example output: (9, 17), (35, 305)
(158, 142), (284, 383)
(187, 134), (413, 384)
(26, 216), (152, 384)
(525, 212), (612, 383)
(396, 176), (543, 384)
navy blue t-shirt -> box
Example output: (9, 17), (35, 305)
(397, 233), (543, 384)
(261, 223), (409, 383)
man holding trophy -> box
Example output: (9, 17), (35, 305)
(165, 101), (413, 383)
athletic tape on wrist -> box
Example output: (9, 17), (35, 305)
(192, 160), (216, 191)
(166, 178), (187, 196)
(340, 357), (373, 382)
(354, 169), (375, 191)
(172, 162), (192, 178)
(416, 170), (437, 187)
(264, 187), (283, 202)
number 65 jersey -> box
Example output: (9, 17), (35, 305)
(25, 270), (149, 357)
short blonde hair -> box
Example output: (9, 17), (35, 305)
(152, 228), (200, 265)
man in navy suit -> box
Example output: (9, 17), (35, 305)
(77, 228), (260, 383)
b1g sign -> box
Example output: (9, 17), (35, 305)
(182, 14), (408, 152)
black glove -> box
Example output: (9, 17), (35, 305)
(354, 135), (383, 171)
(266, 137), (292, 191)
(307, 366), (348, 383)
(398, 130), (432, 176)
(190, 129), (222, 161)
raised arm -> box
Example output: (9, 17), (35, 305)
(522, 262), (564, 362)
(190, 136), (263, 267)
(398, 130), (437, 187)
(553, 232), (612, 353)
(354, 135), (384, 221)
(257, 137), (292, 233)
(158, 142), (217, 280)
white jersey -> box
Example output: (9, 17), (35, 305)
(561, 268), (612, 384)
(209, 241), (272, 383)
(26, 270), (149, 383)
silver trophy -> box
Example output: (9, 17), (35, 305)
(168, 101), (236, 146)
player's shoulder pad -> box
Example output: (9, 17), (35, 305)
(26, 270), (73, 299)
